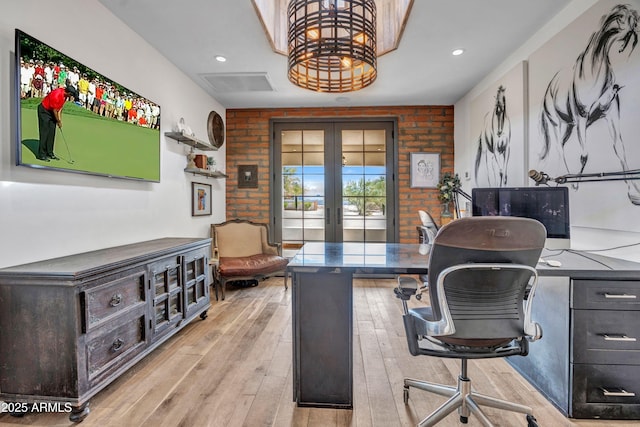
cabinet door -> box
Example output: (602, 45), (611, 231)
(149, 256), (183, 336)
(182, 248), (210, 317)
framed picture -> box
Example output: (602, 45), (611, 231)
(238, 164), (259, 188)
(471, 61), (526, 187)
(528, 1), (640, 232)
(410, 152), (440, 188)
(191, 182), (212, 216)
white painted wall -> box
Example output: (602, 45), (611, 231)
(454, 0), (640, 262)
(0, 0), (226, 268)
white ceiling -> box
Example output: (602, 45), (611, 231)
(98, 0), (571, 109)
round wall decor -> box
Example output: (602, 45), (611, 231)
(207, 111), (225, 148)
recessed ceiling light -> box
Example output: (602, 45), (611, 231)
(215, 55), (227, 62)
(452, 48), (465, 56)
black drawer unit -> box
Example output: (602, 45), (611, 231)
(509, 273), (640, 420)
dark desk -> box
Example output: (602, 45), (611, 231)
(510, 249), (640, 419)
(287, 242), (430, 408)
(287, 243), (640, 419)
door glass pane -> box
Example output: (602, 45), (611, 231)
(168, 267), (179, 290)
(281, 129), (326, 257)
(342, 129), (387, 242)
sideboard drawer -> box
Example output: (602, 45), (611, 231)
(86, 308), (146, 386)
(572, 309), (640, 364)
(84, 269), (146, 330)
(572, 280), (640, 310)
(571, 364), (640, 419)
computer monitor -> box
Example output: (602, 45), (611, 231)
(471, 187), (571, 250)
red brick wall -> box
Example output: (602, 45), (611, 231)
(225, 106), (454, 243)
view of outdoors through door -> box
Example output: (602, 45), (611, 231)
(281, 129), (326, 258)
(277, 122), (393, 258)
(341, 129), (387, 242)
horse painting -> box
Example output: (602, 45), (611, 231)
(475, 85), (511, 187)
(539, 4), (640, 205)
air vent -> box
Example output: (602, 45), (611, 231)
(200, 72), (275, 93)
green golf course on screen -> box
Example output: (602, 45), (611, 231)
(19, 98), (160, 182)
(16, 29), (161, 182)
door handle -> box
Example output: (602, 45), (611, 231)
(600, 387), (636, 397)
(337, 208), (341, 225)
(602, 334), (637, 342)
(326, 208), (330, 225)
(604, 293), (637, 299)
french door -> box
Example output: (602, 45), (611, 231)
(272, 120), (397, 258)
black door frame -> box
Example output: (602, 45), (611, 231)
(269, 117), (399, 245)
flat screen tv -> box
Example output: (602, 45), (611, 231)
(471, 186), (571, 250)
(15, 29), (161, 182)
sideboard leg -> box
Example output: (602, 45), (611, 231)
(69, 402), (90, 423)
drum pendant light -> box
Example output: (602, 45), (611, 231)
(288, 0), (377, 93)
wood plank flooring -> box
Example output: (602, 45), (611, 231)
(0, 277), (637, 426)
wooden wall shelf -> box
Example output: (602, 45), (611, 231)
(165, 131), (217, 151)
(184, 168), (228, 179)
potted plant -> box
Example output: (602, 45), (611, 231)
(207, 156), (216, 171)
(437, 172), (461, 224)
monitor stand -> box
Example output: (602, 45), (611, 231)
(544, 237), (571, 250)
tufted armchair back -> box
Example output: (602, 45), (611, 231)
(211, 219), (279, 259)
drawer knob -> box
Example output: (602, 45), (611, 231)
(109, 293), (123, 307)
(600, 387), (636, 397)
(111, 338), (124, 352)
(604, 293), (637, 299)
(602, 334), (637, 342)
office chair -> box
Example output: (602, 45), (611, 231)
(418, 209), (439, 245)
(415, 210), (440, 299)
(395, 216), (545, 427)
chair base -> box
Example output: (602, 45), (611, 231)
(404, 361), (536, 427)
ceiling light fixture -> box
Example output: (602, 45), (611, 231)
(288, 0), (377, 93)
(214, 55), (227, 62)
(452, 48), (465, 56)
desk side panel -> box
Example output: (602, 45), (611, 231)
(508, 276), (571, 414)
(293, 270), (352, 408)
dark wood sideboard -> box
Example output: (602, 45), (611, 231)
(0, 238), (211, 422)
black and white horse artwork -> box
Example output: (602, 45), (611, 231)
(475, 85), (511, 187)
(539, 4), (640, 205)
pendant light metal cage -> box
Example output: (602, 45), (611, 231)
(288, 0), (377, 93)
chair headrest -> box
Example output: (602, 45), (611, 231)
(433, 216), (545, 252)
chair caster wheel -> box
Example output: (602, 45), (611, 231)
(403, 386), (409, 404)
(459, 415), (468, 423)
(526, 414), (538, 427)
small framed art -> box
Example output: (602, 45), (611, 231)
(410, 152), (440, 188)
(238, 164), (258, 188)
(191, 182), (212, 216)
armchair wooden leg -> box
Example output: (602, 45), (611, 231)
(211, 270), (219, 301)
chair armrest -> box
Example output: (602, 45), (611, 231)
(211, 247), (220, 263)
(523, 271), (543, 341)
(263, 241), (282, 256)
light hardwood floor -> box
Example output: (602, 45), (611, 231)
(0, 277), (636, 427)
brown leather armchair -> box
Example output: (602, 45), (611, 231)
(210, 219), (289, 300)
